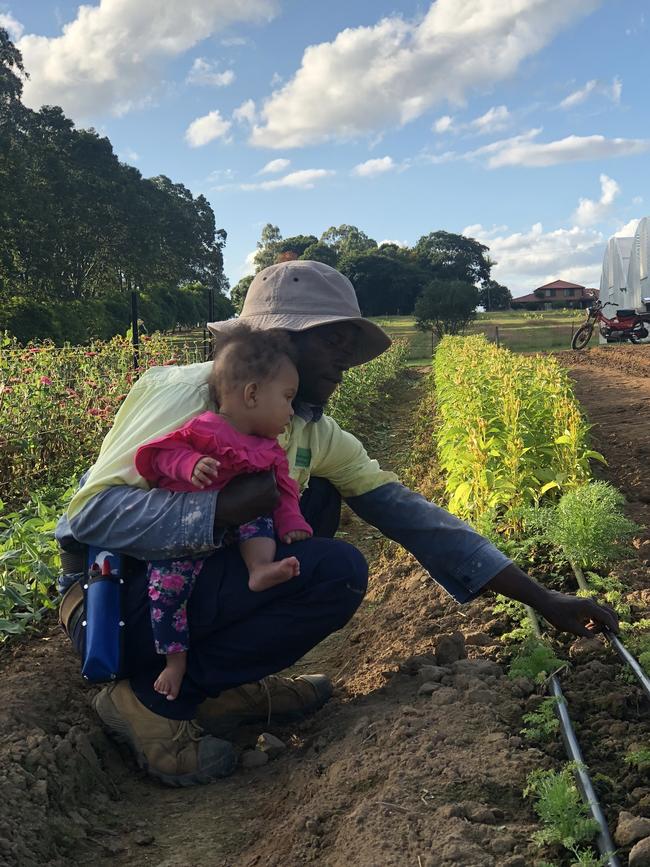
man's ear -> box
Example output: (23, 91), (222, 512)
(243, 381), (258, 407)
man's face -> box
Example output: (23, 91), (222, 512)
(290, 322), (360, 405)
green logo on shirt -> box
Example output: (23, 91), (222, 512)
(295, 447), (312, 468)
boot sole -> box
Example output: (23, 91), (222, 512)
(93, 687), (236, 787)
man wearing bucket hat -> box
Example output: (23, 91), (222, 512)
(56, 260), (618, 787)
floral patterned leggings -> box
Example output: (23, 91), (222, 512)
(147, 516), (275, 655)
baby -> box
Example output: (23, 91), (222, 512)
(135, 324), (313, 700)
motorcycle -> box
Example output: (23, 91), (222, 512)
(571, 300), (650, 350)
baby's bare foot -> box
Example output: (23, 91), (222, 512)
(154, 656), (186, 701)
(249, 557), (300, 592)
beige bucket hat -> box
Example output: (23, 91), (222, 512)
(207, 260), (391, 366)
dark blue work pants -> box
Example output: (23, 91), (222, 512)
(117, 479), (366, 719)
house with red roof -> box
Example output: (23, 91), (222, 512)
(511, 280), (597, 310)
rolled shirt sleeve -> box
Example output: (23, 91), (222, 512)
(56, 482), (221, 562)
(346, 482), (512, 603)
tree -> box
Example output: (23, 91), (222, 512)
(300, 242), (338, 267)
(253, 223), (282, 271)
(414, 280), (479, 339)
(413, 231), (492, 287)
(479, 279), (512, 312)
(339, 251), (427, 316)
(230, 274), (254, 314)
(320, 224), (377, 261)
(278, 235), (317, 258)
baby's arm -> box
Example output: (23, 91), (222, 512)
(136, 423), (218, 487)
(272, 451), (313, 544)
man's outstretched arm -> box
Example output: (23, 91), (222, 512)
(347, 482), (618, 636)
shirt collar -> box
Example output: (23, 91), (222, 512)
(294, 401), (323, 423)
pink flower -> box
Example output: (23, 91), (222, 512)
(161, 573), (186, 593)
(151, 607), (163, 622)
(148, 588), (161, 601)
(39, 376), (53, 386)
(165, 642), (186, 654)
(172, 606), (188, 632)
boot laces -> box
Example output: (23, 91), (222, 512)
(172, 719), (203, 744)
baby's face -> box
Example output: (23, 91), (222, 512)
(249, 357), (298, 438)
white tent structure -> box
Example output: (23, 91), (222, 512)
(599, 235), (634, 309)
(626, 217), (650, 311)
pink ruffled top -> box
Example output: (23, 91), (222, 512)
(135, 412), (312, 541)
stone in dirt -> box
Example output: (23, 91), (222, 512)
(418, 682), (441, 696)
(435, 632), (467, 666)
(241, 750), (269, 769)
(430, 686), (458, 706)
(257, 732), (286, 758)
(629, 836), (650, 867)
(615, 812), (650, 847)
(451, 658), (502, 678)
(464, 632), (494, 646)
(569, 637), (604, 660)
(418, 664), (449, 683)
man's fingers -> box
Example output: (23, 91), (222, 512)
(584, 600), (619, 634)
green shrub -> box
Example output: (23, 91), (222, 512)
(509, 638), (566, 683)
(546, 481), (638, 571)
(524, 764), (600, 850)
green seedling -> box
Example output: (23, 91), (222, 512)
(524, 763), (600, 850)
(624, 747), (650, 772)
(521, 696), (562, 743)
(575, 571), (630, 619)
(509, 638), (567, 683)
(493, 595), (535, 644)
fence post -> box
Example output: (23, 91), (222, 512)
(495, 325), (500, 347)
(130, 288), (140, 370)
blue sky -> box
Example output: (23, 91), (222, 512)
(5, 0), (649, 296)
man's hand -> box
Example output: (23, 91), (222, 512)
(485, 563), (619, 638)
(283, 530), (312, 544)
(536, 589), (619, 638)
(191, 457), (220, 489)
(214, 471), (280, 529)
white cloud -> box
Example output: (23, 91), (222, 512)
(17, 0), (279, 119)
(119, 147), (140, 163)
(615, 218), (640, 238)
(258, 158), (291, 174)
(573, 174), (620, 226)
(470, 105), (510, 134)
(379, 239), (409, 248)
(221, 36), (250, 47)
(0, 12), (24, 40)
(559, 76), (622, 109)
(250, 0), (601, 148)
(433, 115), (455, 133)
(352, 156), (395, 177)
(242, 168), (335, 191)
(464, 221), (605, 294)
(186, 58), (235, 87)
(439, 129), (650, 168)
(233, 98), (257, 125)
(185, 110), (231, 147)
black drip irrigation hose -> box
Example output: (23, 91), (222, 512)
(571, 562), (650, 702)
(526, 606), (620, 867)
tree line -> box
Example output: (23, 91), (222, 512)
(231, 223), (513, 335)
(0, 26), (512, 346)
(0, 29), (232, 344)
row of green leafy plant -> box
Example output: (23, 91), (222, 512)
(430, 336), (649, 865)
(0, 334), (409, 640)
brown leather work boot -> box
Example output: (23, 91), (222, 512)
(196, 674), (333, 737)
(93, 680), (237, 786)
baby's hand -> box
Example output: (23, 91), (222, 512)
(283, 530), (312, 544)
(191, 457), (220, 488)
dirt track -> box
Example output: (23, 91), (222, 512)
(1, 352), (650, 867)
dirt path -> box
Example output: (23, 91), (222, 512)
(2, 354), (650, 866)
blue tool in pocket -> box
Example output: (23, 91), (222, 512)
(81, 547), (125, 683)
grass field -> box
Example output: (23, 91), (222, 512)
(371, 310), (587, 363)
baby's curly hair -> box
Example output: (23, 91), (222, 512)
(209, 322), (298, 405)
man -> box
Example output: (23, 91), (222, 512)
(56, 260), (618, 787)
